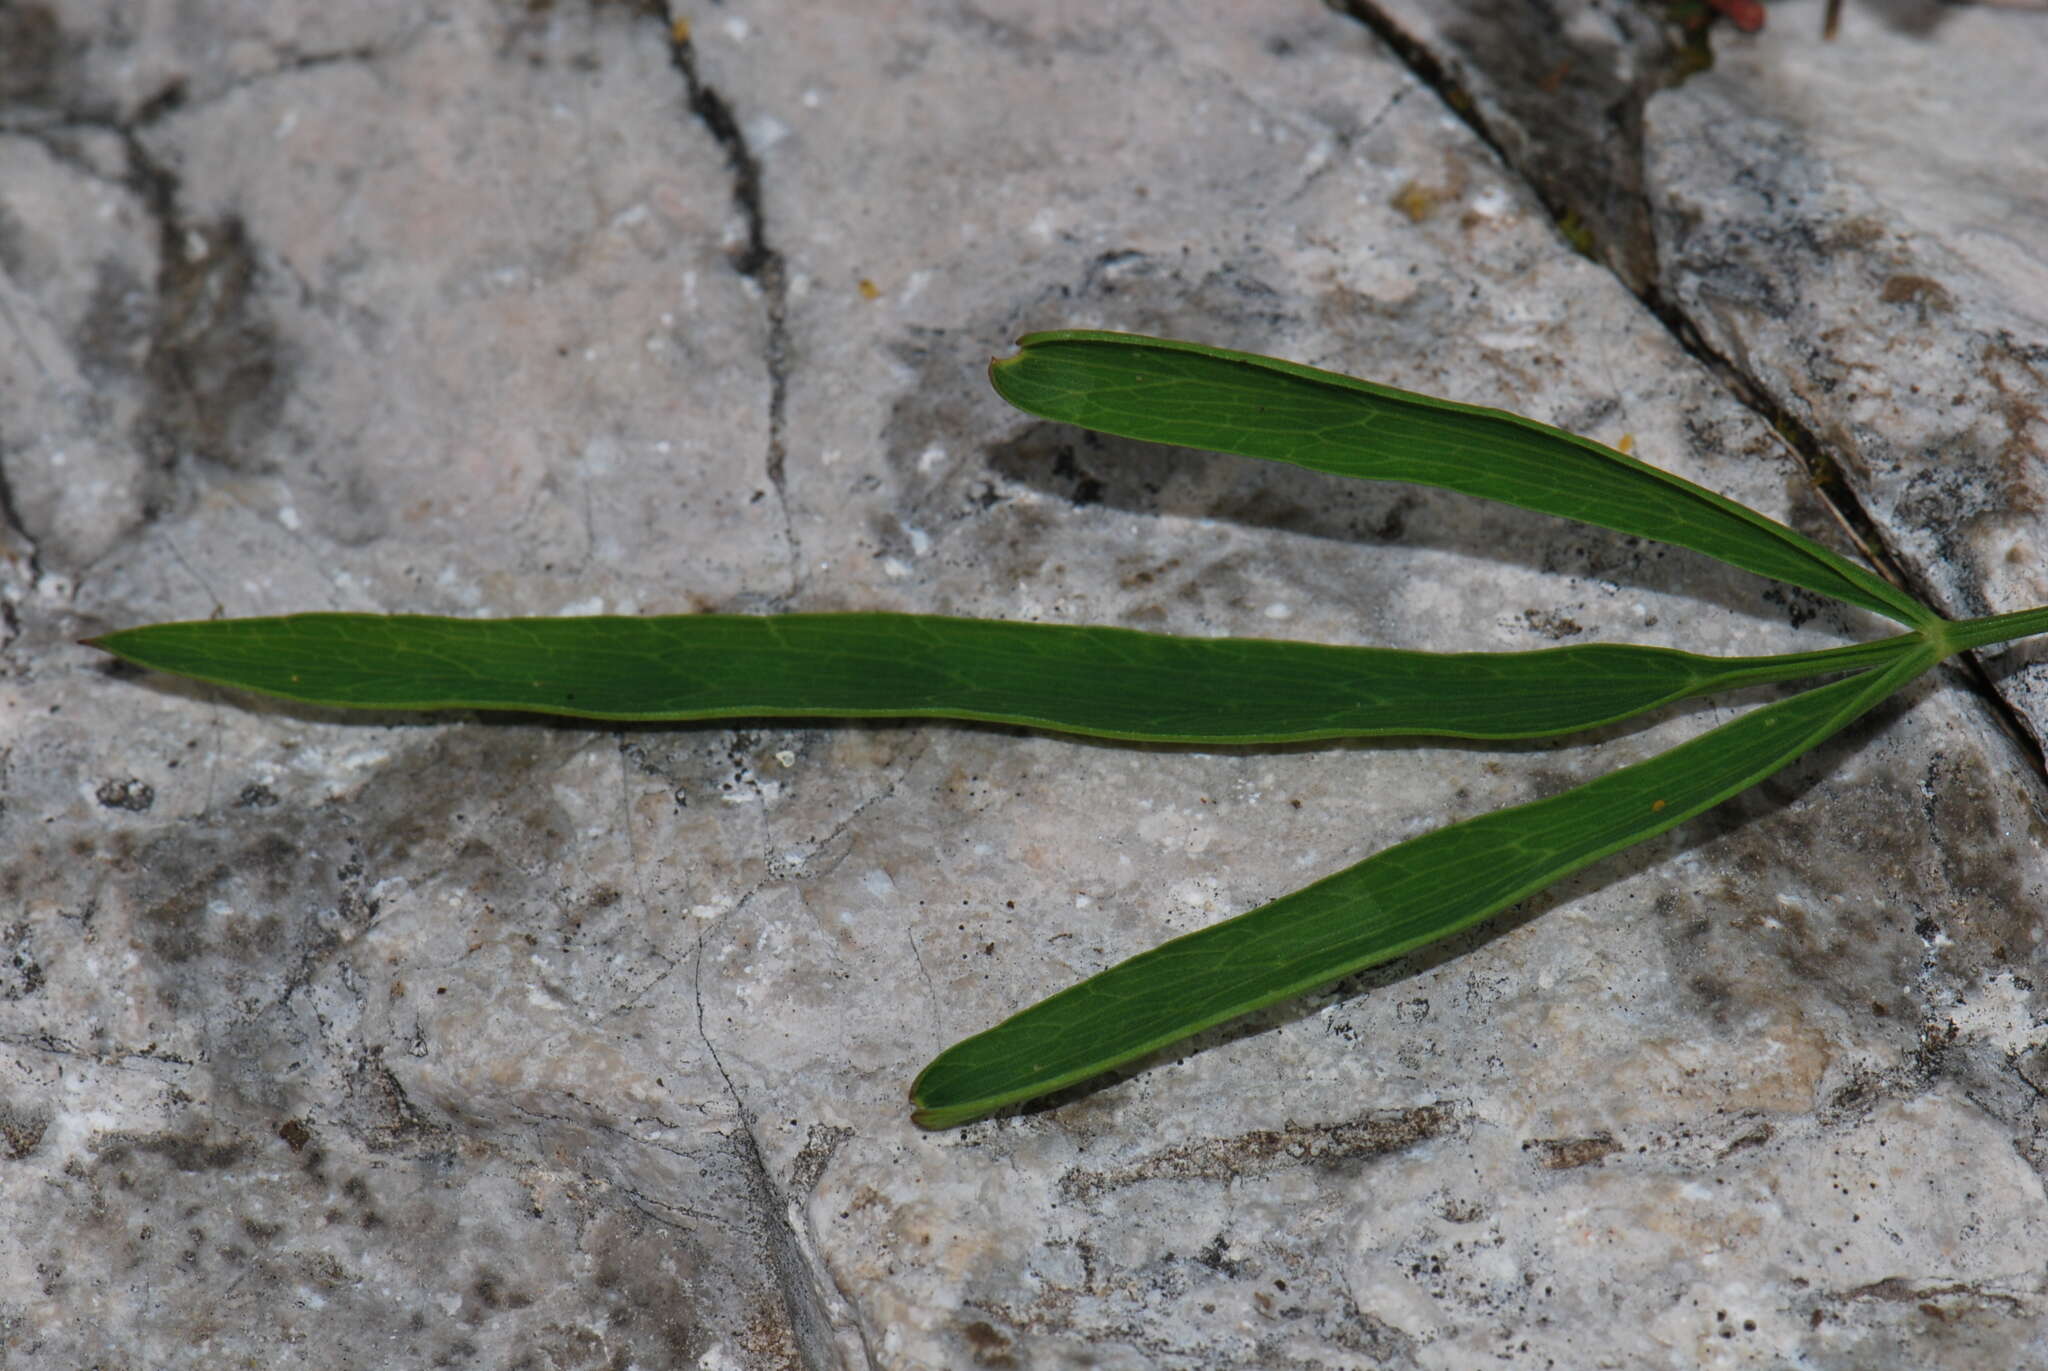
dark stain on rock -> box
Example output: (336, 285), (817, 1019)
(1686, 972), (1736, 1028)
(93, 1128), (249, 1173)
(2, 923), (44, 1000)
(76, 257), (157, 382)
(961, 1318), (1019, 1367)
(1879, 273), (1954, 316)
(96, 777), (156, 812)
(142, 216), (294, 477)
(1058, 1103), (1455, 1202)
(589, 1213), (709, 1367)
(117, 727), (586, 1051)
(0, 5), (63, 104)
(465, 1268), (536, 1321)
(235, 782), (280, 809)
(1717, 1123), (1775, 1160)
(0, 1099), (49, 1159)
(138, 859), (229, 967)
(1194, 1231), (1249, 1277)
(0, 203), (23, 284)
(787, 1122), (853, 1195)
(1981, 340), (2048, 520)
(353, 1052), (443, 1155)
(1524, 1131), (1622, 1170)
(1841, 1276), (2029, 1318)
(1521, 608), (1583, 639)
(239, 1213), (283, 1243)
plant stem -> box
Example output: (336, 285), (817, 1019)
(1940, 604), (2048, 655)
(1709, 631), (1926, 689)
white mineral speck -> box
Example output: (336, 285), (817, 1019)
(1471, 185), (1513, 218)
(698, 1341), (745, 1371)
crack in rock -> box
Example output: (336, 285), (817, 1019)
(664, 18), (800, 590)
(691, 918), (864, 1370)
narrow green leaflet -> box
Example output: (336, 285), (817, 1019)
(990, 332), (1935, 629)
(90, 612), (1918, 743)
(909, 645), (1939, 1126)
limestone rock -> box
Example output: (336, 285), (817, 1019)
(2, 2), (2044, 1368)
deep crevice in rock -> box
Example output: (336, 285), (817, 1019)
(1336, 0), (1677, 293)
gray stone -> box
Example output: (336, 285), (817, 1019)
(2, 2), (2046, 1368)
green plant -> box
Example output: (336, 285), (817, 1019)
(92, 332), (2048, 1128)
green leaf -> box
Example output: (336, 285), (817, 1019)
(90, 612), (1918, 743)
(990, 332), (1936, 629)
(909, 644), (1939, 1127)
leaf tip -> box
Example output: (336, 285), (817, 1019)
(987, 347), (1031, 409)
(908, 1060), (986, 1129)
(907, 1097), (988, 1131)
(906, 1084), (951, 1130)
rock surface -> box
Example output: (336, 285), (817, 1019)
(2, 3), (2045, 1368)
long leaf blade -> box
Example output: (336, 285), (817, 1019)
(91, 612), (1916, 743)
(909, 645), (1938, 1126)
(990, 332), (1935, 628)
